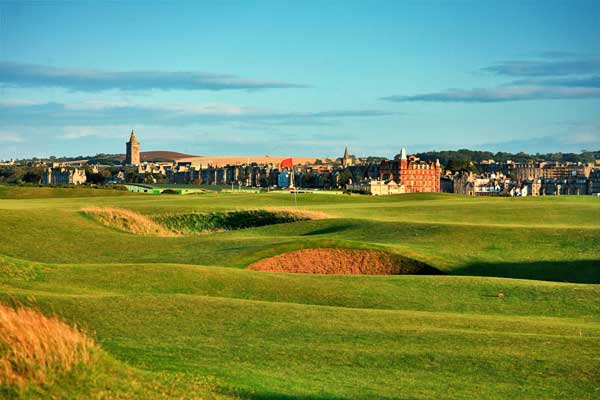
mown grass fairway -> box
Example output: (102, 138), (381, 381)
(1, 186), (599, 399)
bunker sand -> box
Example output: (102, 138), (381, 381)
(247, 248), (440, 275)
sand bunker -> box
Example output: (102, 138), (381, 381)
(247, 248), (440, 275)
(82, 207), (177, 237)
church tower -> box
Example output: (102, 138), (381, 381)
(125, 130), (140, 165)
(342, 146), (352, 168)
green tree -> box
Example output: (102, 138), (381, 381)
(337, 170), (353, 187)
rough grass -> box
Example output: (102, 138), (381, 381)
(0, 302), (95, 388)
(82, 207), (177, 237)
(265, 207), (330, 220)
(247, 248), (440, 275)
(0, 301), (236, 399)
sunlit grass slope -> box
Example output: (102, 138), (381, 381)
(1, 259), (599, 399)
(0, 185), (136, 199)
(0, 192), (598, 282)
(1, 189), (599, 398)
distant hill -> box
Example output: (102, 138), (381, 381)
(177, 155), (317, 166)
(39, 151), (198, 165)
(48, 152), (318, 166)
(140, 151), (197, 162)
(111, 151), (198, 163)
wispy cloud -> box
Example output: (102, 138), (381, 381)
(536, 51), (580, 59)
(482, 55), (600, 77)
(0, 61), (308, 92)
(511, 75), (600, 88)
(0, 100), (396, 127)
(382, 84), (600, 103)
(382, 53), (600, 103)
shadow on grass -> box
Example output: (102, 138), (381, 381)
(452, 259), (600, 284)
(301, 224), (353, 236)
(238, 392), (347, 400)
(235, 390), (407, 400)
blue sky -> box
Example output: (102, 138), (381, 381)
(1, 0), (599, 159)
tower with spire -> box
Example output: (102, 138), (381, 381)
(125, 130), (141, 165)
(342, 146), (352, 168)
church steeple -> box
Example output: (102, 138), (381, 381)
(128, 129), (139, 145)
(342, 146), (352, 168)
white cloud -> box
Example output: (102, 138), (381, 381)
(0, 99), (395, 127)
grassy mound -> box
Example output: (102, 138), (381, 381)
(247, 248), (441, 275)
(82, 207), (177, 237)
(156, 208), (328, 234)
(2, 263), (599, 399)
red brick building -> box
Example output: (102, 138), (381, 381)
(379, 148), (442, 193)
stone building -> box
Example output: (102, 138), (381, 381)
(541, 178), (588, 195)
(379, 148), (441, 193)
(526, 180), (542, 197)
(125, 130), (141, 165)
(588, 169), (600, 195)
(41, 167), (87, 185)
(542, 162), (592, 180)
(512, 163), (544, 181)
(346, 179), (405, 195)
(452, 171), (475, 195)
(473, 175), (507, 196)
(452, 172), (510, 196)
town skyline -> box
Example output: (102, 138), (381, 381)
(3, 127), (599, 162)
(4, 136), (599, 162)
(6, 129), (597, 198)
(1, 1), (600, 159)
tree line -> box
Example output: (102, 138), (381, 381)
(396, 149), (600, 166)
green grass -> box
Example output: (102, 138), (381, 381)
(1, 190), (599, 398)
(156, 210), (310, 233)
(0, 185), (136, 199)
(2, 347), (230, 400)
